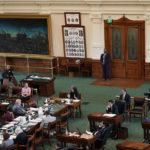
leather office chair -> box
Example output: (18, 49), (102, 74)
(129, 97), (146, 121)
(7, 86), (21, 103)
(57, 111), (69, 133)
(43, 119), (58, 145)
(34, 126), (45, 150)
(18, 134), (35, 150)
(115, 100), (126, 121)
(4, 144), (18, 150)
(0, 85), (9, 102)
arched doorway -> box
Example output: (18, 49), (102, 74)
(104, 16), (145, 79)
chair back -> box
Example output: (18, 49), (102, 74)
(11, 86), (21, 97)
(49, 120), (57, 131)
(4, 144), (17, 150)
(115, 100), (126, 114)
(134, 97), (145, 107)
(83, 59), (92, 68)
(102, 126), (112, 146)
(61, 58), (68, 66)
(35, 126), (43, 144)
(0, 85), (9, 94)
(27, 134), (35, 150)
(60, 111), (69, 124)
(59, 92), (81, 99)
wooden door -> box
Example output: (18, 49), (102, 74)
(110, 25), (126, 78)
(104, 16), (145, 79)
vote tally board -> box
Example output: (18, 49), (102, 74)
(62, 26), (86, 58)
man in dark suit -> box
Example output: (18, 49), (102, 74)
(119, 88), (131, 109)
(100, 48), (110, 80)
(94, 120), (110, 149)
(106, 100), (119, 114)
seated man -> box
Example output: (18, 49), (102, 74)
(2, 132), (14, 148)
(41, 111), (56, 128)
(106, 100), (119, 115)
(14, 127), (28, 148)
(12, 99), (27, 116)
(21, 83), (31, 103)
(119, 88), (131, 109)
(94, 120), (110, 149)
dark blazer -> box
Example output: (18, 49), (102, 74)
(12, 104), (27, 116)
(106, 104), (119, 115)
(14, 132), (27, 147)
(95, 126), (109, 149)
(2, 69), (13, 81)
(120, 93), (131, 105)
(100, 52), (110, 66)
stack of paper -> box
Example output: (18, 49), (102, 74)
(103, 114), (116, 117)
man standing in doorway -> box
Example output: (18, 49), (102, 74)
(100, 48), (110, 80)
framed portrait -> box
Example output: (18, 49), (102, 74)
(64, 12), (81, 26)
(62, 26), (86, 58)
(0, 15), (53, 57)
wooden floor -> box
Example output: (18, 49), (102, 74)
(91, 78), (145, 88)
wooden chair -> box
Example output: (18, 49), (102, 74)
(129, 97), (146, 121)
(59, 92), (81, 99)
(142, 121), (150, 142)
(43, 119), (58, 145)
(0, 85), (9, 102)
(58, 58), (68, 75)
(4, 144), (18, 150)
(18, 134), (35, 150)
(57, 111), (69, 133)
(80, 59), (92, 77)
(34, 126), (45, 150)
(7, 86), (21, 103)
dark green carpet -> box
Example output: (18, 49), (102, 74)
(2, 71), (150, 150)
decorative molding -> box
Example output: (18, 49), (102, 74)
(89, 14), (103, 24)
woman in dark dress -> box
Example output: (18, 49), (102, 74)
(68, 86), (80, 99)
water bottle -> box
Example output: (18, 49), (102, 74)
(65, 128), (68, 136)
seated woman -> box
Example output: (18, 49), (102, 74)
(3, 108), (14, 124)
(2, 132), (14, 148)
(67, 86), (80, 99)
(20, 83), (31, 103)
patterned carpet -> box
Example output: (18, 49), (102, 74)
(1, 71), (150, 150)
(91, 78), (145, 88)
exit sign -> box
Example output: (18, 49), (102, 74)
(107, 18), (113, 24)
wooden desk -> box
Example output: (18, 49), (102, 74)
(21, 76), (55, 97)
(57, 133), (96, 150)
(50, 97), (82, 120)
(116, 141), (150, 150)
(67, 62), (83, 76)
(88, 112), (122, 132)
(142, 121), (150, 142)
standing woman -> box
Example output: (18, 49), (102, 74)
(68, 86), (80, 99)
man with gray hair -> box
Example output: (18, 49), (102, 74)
(12, 99), (27, 116)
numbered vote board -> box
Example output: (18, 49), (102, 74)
(62, 26), (86, 58)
